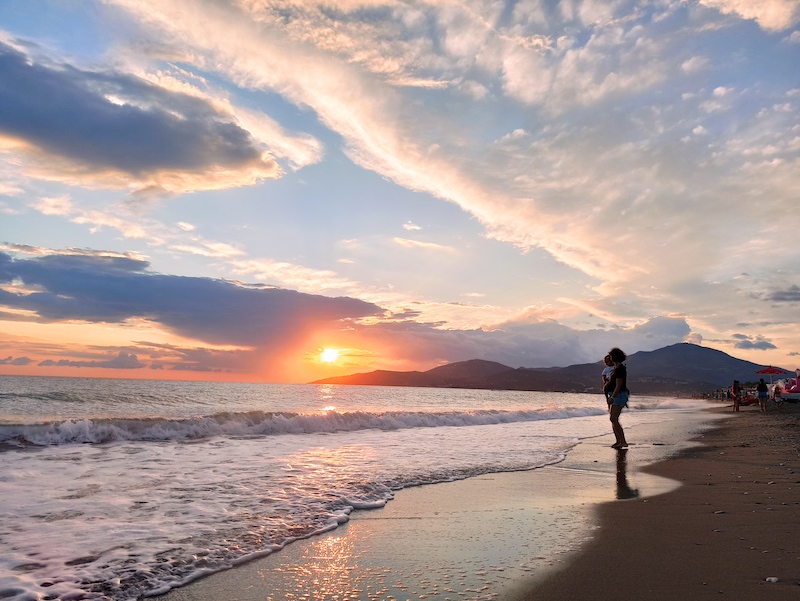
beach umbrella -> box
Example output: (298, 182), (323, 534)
(756, 366), (788, 384)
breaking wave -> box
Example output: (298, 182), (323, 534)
(0, 407), (608, 446)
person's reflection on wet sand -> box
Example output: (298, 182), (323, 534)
(615, 449), (639, 499)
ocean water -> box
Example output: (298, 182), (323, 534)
(0, 376), (700, 601)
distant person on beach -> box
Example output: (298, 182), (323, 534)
(603, 347), (629, 449)
(773, 383), (783, 406)
(732, 380), (741, 412)
(756, 378), (769, 412)
(601, 355), (614, 410)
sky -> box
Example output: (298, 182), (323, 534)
(0, 0), (799, 383)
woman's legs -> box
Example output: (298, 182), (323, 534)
(610, 404), (627, 448)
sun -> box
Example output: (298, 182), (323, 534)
(319, 348), (340, 363)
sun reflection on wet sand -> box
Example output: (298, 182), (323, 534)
(264, 525), (509, 601)
(269, 535), (370, 600)
(252, 467), (609, 601)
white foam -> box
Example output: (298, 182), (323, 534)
(0, 406), (614, 446)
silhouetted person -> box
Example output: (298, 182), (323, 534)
(756, 378), (769, 412)
(603, 347), (629, 449)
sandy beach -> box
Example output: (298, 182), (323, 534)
(151, 400), (800, 601)
(513, 402), (800, 601)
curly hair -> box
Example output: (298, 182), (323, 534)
(608, 347), (627, 363)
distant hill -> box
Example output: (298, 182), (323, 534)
(312, 343), (790, 395)
(313, 359), (512, 388)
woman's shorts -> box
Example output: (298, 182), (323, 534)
(611, 391), (629, 408)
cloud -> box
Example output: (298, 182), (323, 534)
(0, 251), (383, 349)
(0, 247), (697, 375)
(231, 258), (361, 294)
(25, 195), (252, 257)
(38, 351), (146, 369)
(71, 210), (150, 239)
(3, 1), (798, 373)
(392, 237), (456, 253)
(169, 241), (245, 259)
(103, 1), (800, 318)
(135, 341), (255, 373)
(699, 0), (800, 31)
(31, 195), (72, 216)
(734, 337), (778, 351)
(0, 243), (145, 261)
(346, 314), (692, 370)
(768, 285), (800, 302)
(0, 40), (280, 197)
(681, 55), (710, 74)
(0, 355), (33, 365)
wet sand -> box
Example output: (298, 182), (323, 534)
(510, 402), (800, 601)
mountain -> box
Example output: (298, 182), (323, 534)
(313, 359), (513, 388)
(312, 343), (790, 395)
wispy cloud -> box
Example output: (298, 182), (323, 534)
(231, 258), (360, 294)
(103, 1), (800, 302)
(393, 237), (456, 253)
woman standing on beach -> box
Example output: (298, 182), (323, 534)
(603, 348), (629, 449)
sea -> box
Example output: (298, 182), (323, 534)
(0, 376), (712, 601)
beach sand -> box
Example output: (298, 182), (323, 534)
(511, 403), (800, 601)
(156, 403), (800, 601)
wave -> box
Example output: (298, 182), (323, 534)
(0, 407), (607, 446)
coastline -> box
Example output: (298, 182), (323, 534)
(155, 404), (723, 601)
(510, 402), (800, 600)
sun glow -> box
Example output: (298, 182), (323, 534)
(320, 348), (340, 363)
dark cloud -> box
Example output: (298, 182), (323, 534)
(768, 285), (800, 303)
(730, 332), (777, 351)
(170, 363), (215, 372)
(0, 41), (271, 175)
(135, 341), (258, 373)
(0, 355), (33, 365)
(38, 351), (145, 369)
(0, 251), (383, 348)
(734, 339), (777, 351)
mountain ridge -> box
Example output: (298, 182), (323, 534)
(312, 343), (793, 395)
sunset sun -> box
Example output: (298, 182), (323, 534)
(320, 348), (340, 363)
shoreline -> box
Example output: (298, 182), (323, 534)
(155, 405), (722, 601)
(510, 403), (800, 600)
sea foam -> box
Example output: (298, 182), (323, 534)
(0, 406), (607, 446)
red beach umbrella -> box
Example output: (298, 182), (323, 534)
(756, 366), (788, 384)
